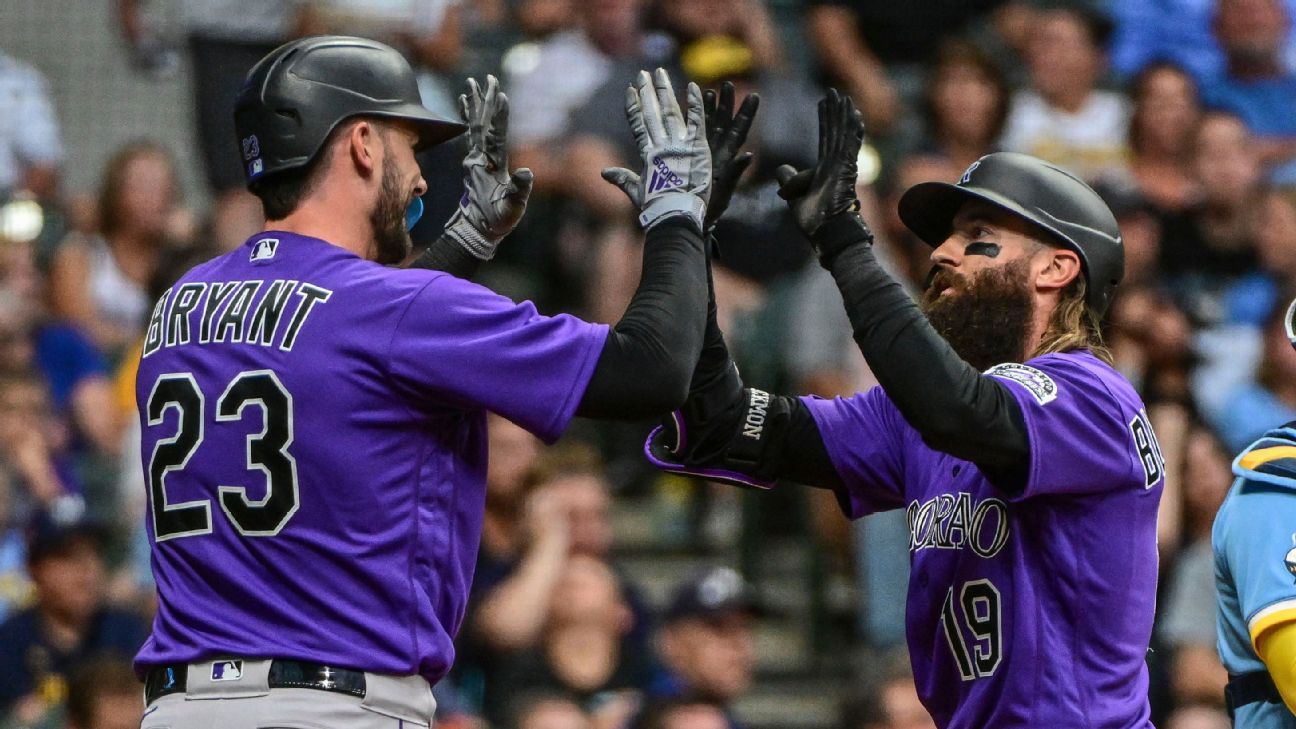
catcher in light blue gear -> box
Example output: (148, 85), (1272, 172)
(1216, 297), (1296, 727)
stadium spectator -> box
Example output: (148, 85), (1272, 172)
(650, 0), (784, 71)
(1110, 0), (1296, 81)
(1158, 426), (1231, 708)
(839, 651), (936, 729)
(299, 1), (463, 109)
(649, 567), (756, 727)
(505, 0), (658, 195)
(893, 41), (1010, 193)
(469, 431), (570, 656)
(1257, 188), (1296, 290)
(512, 0), (575, 39)
(0, 236), (116, 458)
(65, 656), (143, 729)
(1207, 302), (1296, 452)
(0, 49), (63, 202)
(803, 0), (1020, 134)
(999, 8), (1130, 182)
(0, 373), (77, 506)
(1106, 289), (1195, 403)
(1094, 182), (1194, 402)
(1127, 62), (1203, 214)
(633, 697), (731, 729)
(1163, 704), (1232, 729)
(485, 554), (651, 727)
(512, 693), (594, 729)
(49, 141), (190, 367)
(1201, 0), (1296, 184)
(117, 0), (310, 250)
(1095, 180), (1163, 287)
(0, 471), (31, 622)
(1167, 111), (1266, 351)
(0, 509), (148, 723)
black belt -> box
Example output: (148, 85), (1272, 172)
(145, 660), (367, 703)
(1226, 670), (1282, 718)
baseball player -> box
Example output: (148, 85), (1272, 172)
(645, 90), (1164, 728)
(133, 36), (718, 728)
(1215, 298), (1296, 727)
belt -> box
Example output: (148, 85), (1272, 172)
(145, 660), (367, 703)
(1225, 670), (1282, 718)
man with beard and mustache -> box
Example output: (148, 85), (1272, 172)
(644, 90), (1163, 729)
(131, 37), (728, 729)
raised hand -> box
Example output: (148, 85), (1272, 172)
(775, 89), (865, 240)
(703, 82), (760, 232)
(443, 75), (535, 260)
(601, 68), (712, 231)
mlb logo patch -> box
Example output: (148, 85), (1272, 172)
(211, 660), (243, 681)
(251, 238), (279, 262)
(249, 159), (264, 177)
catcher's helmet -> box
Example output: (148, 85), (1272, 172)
(898, 152), (1124, 316)
(233, 35), (467, 188)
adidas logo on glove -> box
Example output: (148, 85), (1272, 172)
(648, 155), (686, 193)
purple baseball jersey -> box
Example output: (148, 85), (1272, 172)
(804, 351), (1162, 729)
(133, 232), (607, 684)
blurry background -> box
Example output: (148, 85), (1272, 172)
(2, 1), (1295, 728)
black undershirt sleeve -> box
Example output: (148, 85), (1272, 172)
(576, 217), (708, 419)
(814, 215), (1031, 493)
(779, 398), (846, 490)
(406, 235), (483, 280)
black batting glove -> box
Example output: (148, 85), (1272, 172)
(776, 89), (873, 267)
(703, 82), (760, 234)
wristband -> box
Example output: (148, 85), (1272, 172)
(640, 192), (706, 232)
(812, 211), (873, 268)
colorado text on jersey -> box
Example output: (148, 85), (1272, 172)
(906, 491), (1010, 558)
(141, 280), (334, 356)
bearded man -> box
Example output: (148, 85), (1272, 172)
(645, 90), (1163, 729)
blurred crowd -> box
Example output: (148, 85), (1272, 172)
(2, 0), (1296, 727)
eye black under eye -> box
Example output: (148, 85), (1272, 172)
(965, 241), (1001, 258)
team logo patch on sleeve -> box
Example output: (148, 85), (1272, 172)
(985, 363), (1058, 405)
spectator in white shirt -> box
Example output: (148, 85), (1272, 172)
(0, 51), (63, 201)
(999, 8), (1131, 182)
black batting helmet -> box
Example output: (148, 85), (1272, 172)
(233, 35), (467, 189)
(898, 152), (1124, 316)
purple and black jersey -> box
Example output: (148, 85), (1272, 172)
(804, 351), (1162, 729)
(134, 232), (607, 684)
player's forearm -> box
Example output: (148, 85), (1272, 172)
(816, 219), (1030, 480)
(576, 217), (708, 419)
(405, 234), (483, 279)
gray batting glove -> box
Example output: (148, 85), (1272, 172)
(601, 69), (711, 231)
(444, 75), (534, 260)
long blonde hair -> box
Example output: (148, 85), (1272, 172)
(1032, 275), (1114, 365)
